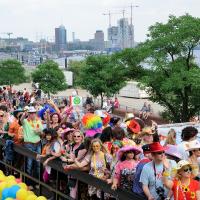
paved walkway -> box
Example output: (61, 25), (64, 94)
(13, 83), (164, 116)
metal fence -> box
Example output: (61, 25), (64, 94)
(0, 139), (143, 200)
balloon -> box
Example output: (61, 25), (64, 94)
(36, 197), (47, 200)
(18, 183), (28, 190)
(9, 185), (20, 198)
(0, 174), (6, 181)
(16, 188), (28, 200)
(26, 194), (37, 200)
(2, 188), (9, 200)
(6, 176), (15, 181)
(16, 178), (22, 183)
(6, 180), (17, 187)
(0, 182), (7, 192)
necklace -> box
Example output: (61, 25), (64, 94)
(92, 151), (106, 179)
(27, 118), (40, 129)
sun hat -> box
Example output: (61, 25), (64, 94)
(13, 108), (23, 118)
(124, 113), (134, 122)
(142, 127), (154, 135)
(127, 119), (141, 134)
(165, 145), (182, 160)
(149, 142), (168, 153)
(94, 110), (106, 118)
(117, 145), (142, 161)
(28, 106), (37, 113)
(185, 140), (200, 151)
(24, 106), (29, 112)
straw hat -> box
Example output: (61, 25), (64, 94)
(28, 106), (37, 113)
(186, 140), (200, 151)
(124, 113), (134, 122)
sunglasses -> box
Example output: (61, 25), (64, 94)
(74, 135), (81, 138)
(183, 167), (192, 173)
(156, 151), (165, 155)
(0, 115), (4, 117)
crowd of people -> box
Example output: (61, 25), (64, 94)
(0, 86), (200, 200)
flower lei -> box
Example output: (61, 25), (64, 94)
(177, 179), (196, 200)
(27, 117), (40, 129)
(92, 151), (106, 179)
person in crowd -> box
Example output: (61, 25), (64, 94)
(143, 104), (153, 120)
(133, 144), (152, 198)
(140, 127), (154, 146)
(100, 126), (113, 154)
(111, 145), (142, 191)
(139, 102), (148, 119)
(164, 129), (176, 146)
(114, 97), (119, 109)
(163, 160), (200, 200)
(186, 140), (200, 180)
(8, 108), (23, 144)
(50, 113), (61, 130)
(20, 106), (43, 187)
(177, 126), (198, 160)
(140, 142), (168, 200)
(67, 138), (112, 199)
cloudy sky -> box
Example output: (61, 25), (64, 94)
(0, 0), (199, 42)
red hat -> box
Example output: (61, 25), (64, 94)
(149, 142), (167, 153)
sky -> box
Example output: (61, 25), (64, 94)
(0, 0), (200, 42)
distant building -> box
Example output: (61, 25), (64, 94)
(95, 30), (104, 50)
(107, 18), (134, 50)
(55, 25), (67, 52)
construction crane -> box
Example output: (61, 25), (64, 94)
(103, 11), (121, 27)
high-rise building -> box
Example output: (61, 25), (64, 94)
(55, 25), (67, 51)
(108, 26), (119, 48)
(107, 18), (134, 49)
(93, 30), (104, 50)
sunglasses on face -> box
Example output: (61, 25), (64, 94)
(74, 135), (81, 138)
(156, 151), (165, 155)
(183, 167), (192, 173)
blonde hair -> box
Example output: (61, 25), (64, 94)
(72, 130), (84, 142)
(89, 138), (107, 154)
(165, 129), (176, 146)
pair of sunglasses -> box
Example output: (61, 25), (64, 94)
(183, 167), (192, 173)
(156, 151), (165, 155)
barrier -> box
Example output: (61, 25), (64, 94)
(0, 139), (143, 200)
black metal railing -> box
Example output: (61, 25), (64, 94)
(0, 139), (143, 200)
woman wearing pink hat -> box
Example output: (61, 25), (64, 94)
(111, 145), (142, 191)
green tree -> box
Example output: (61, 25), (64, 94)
(32, 60), (67, 97)
(68, 60), (86, 86)
(79, 55), (127, 107)
(118, 14), (200, 122)
(0, 59), (26, 85)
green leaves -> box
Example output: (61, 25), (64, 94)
(0, 59), (26, 85)
(32, 60), (67, 95)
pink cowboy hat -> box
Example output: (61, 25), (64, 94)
(117, 146), (142, 161)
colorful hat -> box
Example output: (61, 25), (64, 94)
(149, 142), (167, 153)
(127, 119), (141, 134)
(124, 113), (134, 122)
(186, 140), (200, 151)
(82, 113), (103, 137)
(117, 146), (142, 161)
(94, 110), (106, 118)
(63, 128), (75, 134)
(176, 160), (193, 171)
(142, 127), (154, 135)
(165, 145), (182, 160)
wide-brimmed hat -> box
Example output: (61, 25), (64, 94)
(124, 113), (134, 122)
(149, 142), (168, 153)
(63, 128), (75, 134)
(165, 145), (182, 160)
(117, 146), (142, 161)
(28, 106), (37, 113)
(127, 119), (141, 134)
(24, 106), (29, 112)
(142, 127), (154, 135)
(186, 140), (200, 151)
(94, 110), (106, 118)
(13, 108), (23, 118)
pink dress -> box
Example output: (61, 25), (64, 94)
(114, 160), (138, 191)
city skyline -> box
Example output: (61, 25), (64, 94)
(0, 0), (200, 42)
